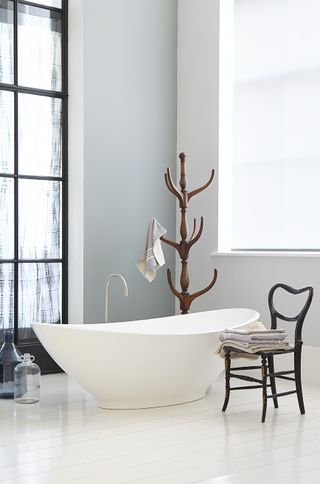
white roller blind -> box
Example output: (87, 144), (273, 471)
(232, 0), (320, 250)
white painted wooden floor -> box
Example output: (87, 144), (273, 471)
(1, 373), (320, 484)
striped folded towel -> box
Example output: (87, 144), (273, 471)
(216, 339), (290, 358)
(219, 332), (287, 343)
(136, 218), (167, 282)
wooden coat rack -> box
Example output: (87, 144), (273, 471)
(161, 152), (218, 314)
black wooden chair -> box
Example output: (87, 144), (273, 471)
(222, 283), (314, 422)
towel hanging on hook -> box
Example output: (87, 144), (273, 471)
(136, 218), (167, 282)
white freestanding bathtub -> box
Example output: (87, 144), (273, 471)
(32, 308), (259, 409)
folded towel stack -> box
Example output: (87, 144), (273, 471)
(216, 321), (290, 359)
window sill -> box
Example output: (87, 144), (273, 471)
(210, 251), (320, 258)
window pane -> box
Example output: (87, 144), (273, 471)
(32, 1), (62, 8)
(19, 180), (61, 259)
(19, 94), (62, 177)
(0, 264), (14, 329)
(19, 263), (61, 327)
(18, 4), (62, 91)
(0, 178), (14, 259)
(0, 90), (14, 174)
(232, 0), (320, 249)
(0, 0), (13, 84)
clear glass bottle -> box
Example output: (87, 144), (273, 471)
(0, 328), (22, 399)
(14, 353), (40, 404)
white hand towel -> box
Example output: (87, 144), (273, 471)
(225, 322), (286, 335)
(137, 218), (167, 282)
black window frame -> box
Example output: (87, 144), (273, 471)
(0, 0), (68, 373)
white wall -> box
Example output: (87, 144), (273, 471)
(177, 0), (320, 346)
(83, 0), (178, 323)
(176, 0), (219, 313)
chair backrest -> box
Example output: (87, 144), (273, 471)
(268, 283), (313, 344)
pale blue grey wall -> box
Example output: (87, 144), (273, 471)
(83, 0), (177, 323)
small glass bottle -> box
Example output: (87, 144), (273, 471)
(0, 328), (22, 399)
(14, 353), (40, 404)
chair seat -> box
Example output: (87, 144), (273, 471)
(223, 345), (295, 356)
(258, 347), (295, 356)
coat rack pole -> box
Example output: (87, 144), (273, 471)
(161, 153), (218, 314)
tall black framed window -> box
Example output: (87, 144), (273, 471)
(0, 0), (68, 373)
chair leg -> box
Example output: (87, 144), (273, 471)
(261, 355), (268, 423)
(267, 354), (278, 409)
(294, 349), (305, 414)
(222, 350), (231, 412)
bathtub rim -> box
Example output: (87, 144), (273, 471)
(32, 307), (260, 336)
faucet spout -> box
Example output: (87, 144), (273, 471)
(104, 274), (128, 322)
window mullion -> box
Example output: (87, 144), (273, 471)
(61, 0), (67, 324)
(12, 0), (18, 343)
(13, 0), (18, 86)
(13, 109), (18, 342)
